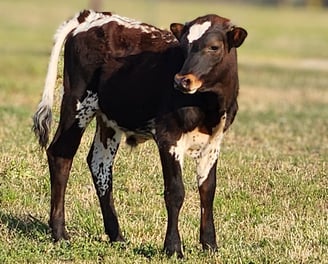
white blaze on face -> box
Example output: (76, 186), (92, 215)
(187, 21), (211, 43)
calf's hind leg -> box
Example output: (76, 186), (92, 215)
(47, 95), (86, 241)
(87, 115), (124, 242)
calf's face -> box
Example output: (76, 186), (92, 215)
(171, 16), (247, 94)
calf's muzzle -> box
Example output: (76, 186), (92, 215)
(174, 73), (203, 94)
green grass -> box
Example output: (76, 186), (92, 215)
(0, 0), (327, 263)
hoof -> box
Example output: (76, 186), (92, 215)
(164, 246), (184, 259)
(51, 225), (70, 242)
(202, 242), (218, 252)
(111, 234), (125, 243)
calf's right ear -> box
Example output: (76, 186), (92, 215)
(227, 27), (248, 50)
(170, 23), (185, 41)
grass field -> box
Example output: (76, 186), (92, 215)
(0, 0), (327, 263)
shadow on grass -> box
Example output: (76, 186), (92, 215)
(109, 240), (161, 259)
(132, 243), (160, 259)
(0, 211), (49, 240)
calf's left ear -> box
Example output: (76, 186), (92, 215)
(170, 23), (185, 41)
(227, 27), (248, 50)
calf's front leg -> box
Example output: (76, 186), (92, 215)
(198, 161), (218, 251)
(196, 113), (226, 251)
(158, 146), (185, 258)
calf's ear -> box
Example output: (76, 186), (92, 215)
(170, 23), (185, 41)
(227, 27), (247, 50)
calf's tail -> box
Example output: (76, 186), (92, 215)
(32, 15), (80, 148)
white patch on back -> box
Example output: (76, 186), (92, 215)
(169, 113), (227, 187)
(187, 21), (211, 43)
(75, 91), (99, 128)
(73, 10), (162, 36)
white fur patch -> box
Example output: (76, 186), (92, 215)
(169, 113), (227, 186)
(90, 115), (122, 197)
(75, 91), (99, 128)
(73, 10), (161, 36)
(187, 21), (211, 43)
(196, 132), (224, 187)
(38, 16), (80, 113)
(169, 138), (186, 173)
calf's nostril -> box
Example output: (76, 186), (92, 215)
(181, 77), (191, 89)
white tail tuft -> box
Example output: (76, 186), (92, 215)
(32, 14), (80, 148)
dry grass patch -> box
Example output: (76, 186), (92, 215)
(239, 85), (328, 113)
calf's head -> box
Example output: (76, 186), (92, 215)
(170, 15), (247, 94)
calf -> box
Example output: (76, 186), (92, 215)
(33, 10), (247, 257)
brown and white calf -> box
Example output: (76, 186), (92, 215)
(33, 10), (247, 257)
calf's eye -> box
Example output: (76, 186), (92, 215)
(209, 46), (219, 51)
